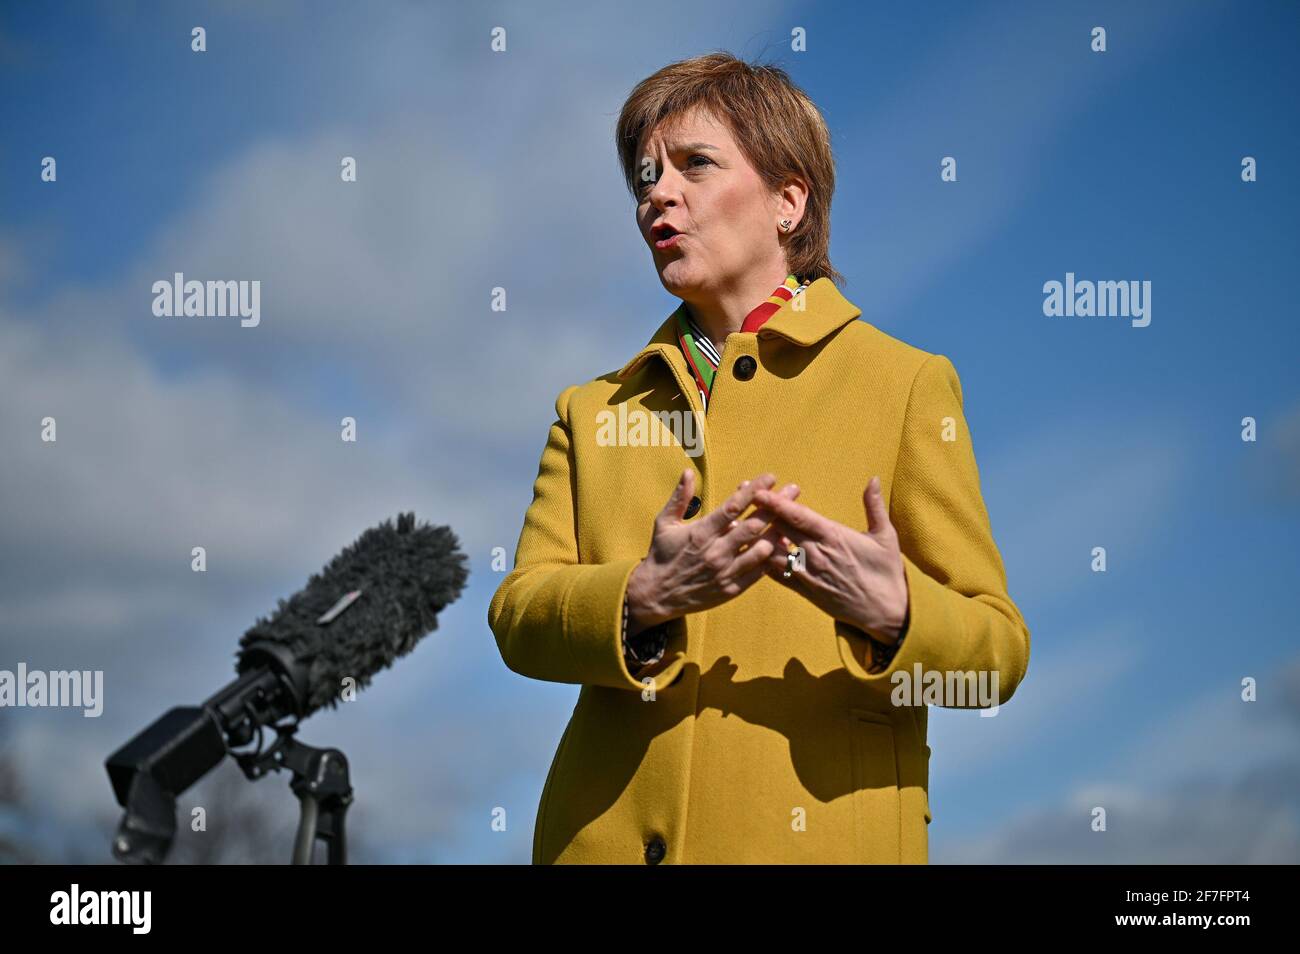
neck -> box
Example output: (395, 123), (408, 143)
(682, 264), (792, 345)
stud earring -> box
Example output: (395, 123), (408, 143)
(780, 219), (792, 232)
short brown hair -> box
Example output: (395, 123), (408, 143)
(616, 51), (842, 287)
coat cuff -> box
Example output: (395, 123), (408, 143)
(569, 558), (688, 692)
(835, 552), (955, 688)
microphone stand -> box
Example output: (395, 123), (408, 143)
(235, 723), (353, 864)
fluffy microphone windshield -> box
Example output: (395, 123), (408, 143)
(236, 512), (468, 717)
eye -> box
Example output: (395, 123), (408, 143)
(636, 154), (714, 198)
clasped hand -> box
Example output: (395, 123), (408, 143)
(625, 469), (908, 645)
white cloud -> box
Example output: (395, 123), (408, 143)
(933, 654), (1300, 863)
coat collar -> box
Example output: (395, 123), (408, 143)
(615, 276), (862, 381)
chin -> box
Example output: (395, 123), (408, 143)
(657, 260), (700, 295)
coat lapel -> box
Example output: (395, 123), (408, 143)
(756, 275), (863, 346)
(615, 276), (862, 382)
(615, 309), (687, 382)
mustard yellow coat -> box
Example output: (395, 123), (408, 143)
(489, 277), (1031, 864)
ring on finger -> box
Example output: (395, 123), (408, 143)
(782, 542), (806, 578)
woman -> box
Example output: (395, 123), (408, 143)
(488, 52), (1031, 864)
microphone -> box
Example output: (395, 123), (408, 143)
(105, 512), (469, 863)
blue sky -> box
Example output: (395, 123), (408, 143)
(2, 0), (1298, 863)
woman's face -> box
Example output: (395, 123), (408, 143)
(636, 107), (791, 297)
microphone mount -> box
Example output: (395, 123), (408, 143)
(106, 645), (352, 864)
(234, 722), (353, 865)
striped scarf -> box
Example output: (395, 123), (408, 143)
(674, 274), (810, 412)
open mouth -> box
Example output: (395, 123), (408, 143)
(653, 225), (682, 248)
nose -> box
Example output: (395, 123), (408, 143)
(646, 187), (681, 244)
(646, 161), (681, 210)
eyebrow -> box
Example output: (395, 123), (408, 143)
(668, 142), (719, 152)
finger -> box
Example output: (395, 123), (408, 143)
(863, 474), (890, 536)
(700, 472), (776, 534)
(758, 480), (802, 511)
(660, 467), (696, 523)
(750, 486), (832, 539)
(763, 541), (812, 591)
(754, 508), (808, 552)
(757, 523), (814, 579)
(734, 483), (805, 556)
(729, 529), (789, 585)
(768, 524), (798, 560)
(730, 527), (784, 575)
(728, 483), (801, 542)
(707, 485), (797, 573)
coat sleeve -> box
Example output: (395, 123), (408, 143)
(488, 384), (688, 693)
(835, 354), (1031, 706)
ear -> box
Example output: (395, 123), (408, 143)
(776, 174), (810, 229)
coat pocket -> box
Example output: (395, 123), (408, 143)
(848, 708), (902, 864)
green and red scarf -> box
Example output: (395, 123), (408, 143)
(674, 274), (810, 412)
